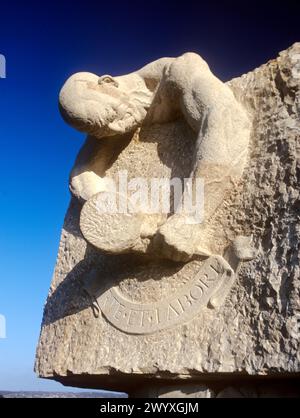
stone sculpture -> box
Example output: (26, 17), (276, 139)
(59, 52), (251, 261)
(35, 44), (300, 397)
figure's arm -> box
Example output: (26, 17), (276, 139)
(155, 53), (251, 261)
(137, 57), (176, 91)
(69, 136), (108, 201)
(69, 133), (132, 201)
(174, 53), (251, 218)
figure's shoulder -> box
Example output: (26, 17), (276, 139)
(170, 52), (210, 72)
(137, 53), (210, 88)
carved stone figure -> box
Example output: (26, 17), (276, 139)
(59, 53), (251, 261)
(36, 44), (300, 396)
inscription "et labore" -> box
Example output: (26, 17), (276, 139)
(96, 256), (233, 334)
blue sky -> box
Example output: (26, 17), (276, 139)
(0, 0), (299, 392)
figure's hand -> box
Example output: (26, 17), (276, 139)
(153, 214), (211, 262)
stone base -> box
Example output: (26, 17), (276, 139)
(130, 378), (300, 398)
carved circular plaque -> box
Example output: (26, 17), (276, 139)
(80, 192), (143, 253)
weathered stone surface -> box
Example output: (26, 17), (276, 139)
(80, 191), (143, 254)
(35, 44), (300, 393)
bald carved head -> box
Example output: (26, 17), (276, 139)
(59, 71), (153, 138)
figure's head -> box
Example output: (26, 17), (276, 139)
(59, 72), (153, 138)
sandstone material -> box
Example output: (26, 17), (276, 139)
(36, 44), (300, 393)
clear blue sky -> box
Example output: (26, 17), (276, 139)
(0, 0), (299, 392)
